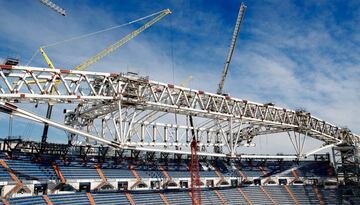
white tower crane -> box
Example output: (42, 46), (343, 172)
(39, 0), (66, 16)
(217, 2), (246, 95)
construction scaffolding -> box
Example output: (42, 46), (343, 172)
(332, 142), (360, 185)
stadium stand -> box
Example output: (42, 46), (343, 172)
(92, 192), (129, 205)
(0, 166), (12, 182)
(165, 190), (193, 204)
(2, 186), (347, 205)
(242, 186), (270, 204)
(57, 162), (100, 180)
(6, 195), (47, 205)
(200, 189), (223, 204)
(263, 186), (296, 204)
(131, 191), (164, 204)
(320, 188), (342, 205)
(49, 193), (90, 205)
(290, 185), (321, 205)
(4, 160), (57, 181)
(0, 146), (356, 204)
(0, 151), (336, 181)
(218, 188), (249, 204)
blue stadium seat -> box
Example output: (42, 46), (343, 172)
(165, 190), (192, 205)
(5, 160), (58, 181)
(200, 189), (223, 205)
(48, 193), (90, 205)
(289, 185), (318, 205)
(7, 195), (47, 205)
(131, 191), (164, 204)
(320, 188), (342, 205)
(242, 186), (270, 204)
(263, 186), (294, 204)
(92, 192), (129, 205)
(218, 188), (248, 204)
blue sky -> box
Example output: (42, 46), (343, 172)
(0, 0), (359, 153)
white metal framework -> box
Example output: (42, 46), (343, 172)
(0, 65), (358, 158)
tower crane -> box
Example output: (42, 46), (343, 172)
(188, 4), (246, 202)
(189, 116), (202, 205)
(217, 2), (246, 95)
(73, 9), (171, 71)
(179, 75), (193, 87)
(39, 0), (66, 16)
(38, 9), (171, 148)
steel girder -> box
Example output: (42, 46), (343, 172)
(0, 65), (358, 157)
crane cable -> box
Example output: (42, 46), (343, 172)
(26, 9), (166, 66)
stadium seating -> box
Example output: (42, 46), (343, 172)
(0, 150), (337, 183)
(0, 149), (347, 205)
(289, 185), (319, 204)
(218, 188), (248, 204)
(99, 163), (134, 179)
(263, 186), (295, 204)
(213, 160), (240, 177)
(320, 188), (342, 205)
(242, 186), (270, 204)
(201, 189), (223, 204)
(165, 190), (193, 205)
(6, 195), (47, 205)
(131, 191), (164, 204)
(0, 167), (12, 182)
(57, 162), (100, 180)
(237, 161), (264, 178)
(92, 192), (129, 204)
(264, 161), (295, 177)
(296, 161), (335, 177)
(48, 193), (90, 205)
(5, 160), (57, 181)
(131, 163), (165, 179)
(3, 186), (345, 205)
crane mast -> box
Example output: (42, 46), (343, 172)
(189, 116), (202, 205)
(217, 3), (246, 95)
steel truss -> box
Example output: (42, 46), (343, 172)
(332, 143), (360, 185)
(0, 65), (359, 158)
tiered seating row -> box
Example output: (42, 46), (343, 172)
(0, 157), (335, 184)
(6, 195), (47, 205)
(320, 188), (342, 205)
(92, 192), (129, 205)
(218, 188), (248, 204)
(48, 193), (90, 205)
(57, 162), (99, 180)
(242, 186), (270, 204)
(290, 185), (319, 204)
(263, 186), (295, 204)
(5, 160), (57, 181)
(4, 186), (343, 205)
(0, 167), (12, 182)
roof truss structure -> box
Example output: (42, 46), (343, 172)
(0, 65), (358, 158)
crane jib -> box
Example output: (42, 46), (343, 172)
(217, 3), (247, 95)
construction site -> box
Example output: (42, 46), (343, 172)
(0, 1), (359, 205)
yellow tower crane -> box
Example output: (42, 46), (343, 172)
(179, 75), (193, 87)
(74, 9), (171, 71)
(37, 9), (171, 148)
(39, 9), (171, 72)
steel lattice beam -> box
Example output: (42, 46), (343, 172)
(0, 65), (358, 158)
